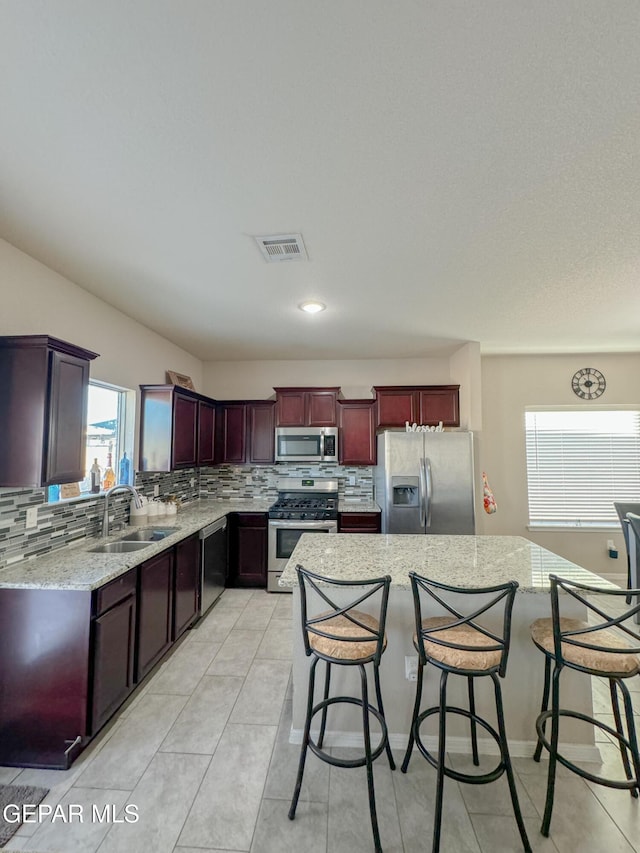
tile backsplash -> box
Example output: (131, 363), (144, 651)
(200, 463), (373, 502)
(0, 464), (373, 569)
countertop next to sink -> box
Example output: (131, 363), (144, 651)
(0, 499), (273, 592)
(0, 497), (382, 592)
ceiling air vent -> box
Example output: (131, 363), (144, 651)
(253, 233), (308, 262)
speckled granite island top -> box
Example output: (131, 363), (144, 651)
(0, 498), (273, 591)
(279, 533), (613, 593)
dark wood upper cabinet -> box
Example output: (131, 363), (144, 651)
(338, 400), (376, 465)
(172, 393), (198, 467)
(139, 384), (218, 471)
(374, 387), (415, 428)
(215, 401), (275, 465)
(247, 401), (276, 464)
(417, 387), (460, 427)
(274, 387), (340, 427)
(373, 385), (460, 428)
(198, 399), (216, 466)
(215, 402), (247, 464)
(0, 335), (98, 487)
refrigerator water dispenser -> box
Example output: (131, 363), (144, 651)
(392, 477), (419, 507)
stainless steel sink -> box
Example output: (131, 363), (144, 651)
(89, 541), (154, 554)
(121, 527), (180, 542)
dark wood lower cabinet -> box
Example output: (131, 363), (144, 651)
(338, 512), (381, 534)
(228, 512), (267, 588)
(0, 587), (91, 768)
(90, 592), (136, 734)
(173, 533), (201, 639)
(0, 527), (204, 768)
(136, 550), (174, 681)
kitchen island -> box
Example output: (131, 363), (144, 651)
(279, 533), (617, 761)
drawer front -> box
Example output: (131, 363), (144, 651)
(93, 568), (137, 617)
(338, 512), (381, 533)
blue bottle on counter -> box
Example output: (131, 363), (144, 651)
(118, 452), (131, 485)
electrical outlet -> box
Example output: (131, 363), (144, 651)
(404, 655), (418, 681)
(25, 506), (38, 528)
(190, 478), (195, 488)
(245, 475), (252, 486)
(153, 484), (160, 497)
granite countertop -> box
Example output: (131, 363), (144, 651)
(338, 500), (380, 513)
(0, 498), (273, 591)
(279, 533), (613, 593)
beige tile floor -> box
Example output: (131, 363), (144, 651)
(1, 588), (638, 852)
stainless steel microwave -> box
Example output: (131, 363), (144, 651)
(274, 426), (339, 463)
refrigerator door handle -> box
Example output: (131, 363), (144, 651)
(419, 457), (427, 528)
(424, 457), (433, 529)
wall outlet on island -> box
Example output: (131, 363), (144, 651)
(405, 655), (418, 682)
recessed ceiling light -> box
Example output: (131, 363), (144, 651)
(299, 301), (326, 314)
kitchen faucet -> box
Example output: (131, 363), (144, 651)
(102, 484), (144, 537)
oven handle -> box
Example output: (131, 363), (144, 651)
(268, 520), (337, 531)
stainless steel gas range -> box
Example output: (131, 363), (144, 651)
(267, 478), (338, 592)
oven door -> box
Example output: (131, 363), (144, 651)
(267, 519), (337, 591)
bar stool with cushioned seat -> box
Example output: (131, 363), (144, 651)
(288, 565), (395, 853)
(530, 573), (640, 837)
(400, 572), (531, 853)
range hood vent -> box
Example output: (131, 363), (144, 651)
(253, 233), (308, 262)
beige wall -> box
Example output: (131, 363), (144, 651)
(202, 344), (482, 430)
(202, 357), (452, 400)
(480, 353), (640, 578)
(0, 240), (203, 390)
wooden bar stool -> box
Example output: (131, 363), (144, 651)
(400, 572), (531, 853)
(288, 565), (395, 853)
(530, 573), (640, 837)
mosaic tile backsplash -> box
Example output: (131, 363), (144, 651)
(0, 464), (373, 569)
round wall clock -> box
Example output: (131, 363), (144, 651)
(571, 368), (606, 400)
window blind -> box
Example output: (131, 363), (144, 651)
(525, 410), (640, 526)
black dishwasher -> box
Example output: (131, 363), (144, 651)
(199, 517), (228, 615)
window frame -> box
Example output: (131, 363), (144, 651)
(46, 380), (135, 503)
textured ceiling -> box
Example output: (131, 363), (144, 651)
(1, 1), (639, 361)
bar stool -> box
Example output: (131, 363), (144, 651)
(530, 573), (640, 837)
(400, 572), (531, 853)
(288, 564), (395, 853)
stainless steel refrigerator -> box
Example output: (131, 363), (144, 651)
(374, 431), (476, 534)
